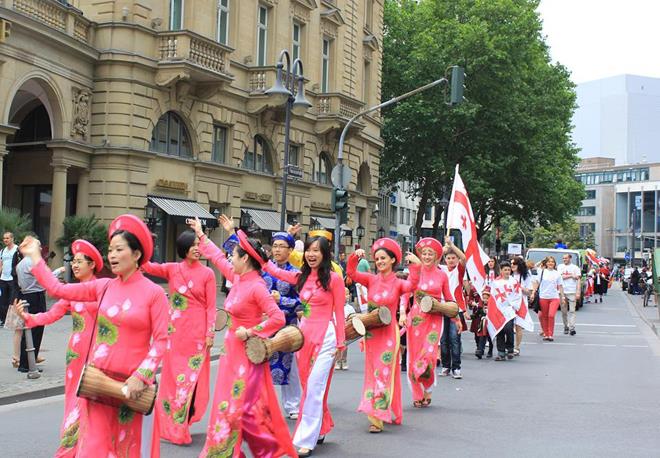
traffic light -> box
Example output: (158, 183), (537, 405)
(332, 188), (350, 224)
(449, 65), (465, 106)
(0, 19), (11, 43)
(495, 238), (501, 253)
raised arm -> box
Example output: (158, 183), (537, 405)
(330, 273), (346, 349)
(190, 216), (235, 281)
(347, 252), (373, 287)
(444, 236), (467, 265)
(32, 259), (104, 302)
(204, 269), (217, 340)
(132, 289), (169, 385)
(141, 261), (173, 279)
(263, 261), (301, 286)
(23, 299), (70, 328)
(249, 283), (285, 338)
(198, 234), (234, 281)
(398, 263), (421, 294)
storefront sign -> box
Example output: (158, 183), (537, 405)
(156, 179), (187, 192)
(244, 191), (272, 202)
(311, 201), (332, 210)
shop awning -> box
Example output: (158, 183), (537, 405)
(243, 208), (282, 232)
(148, 196), (218, 228)
(311, 216), (352, 234)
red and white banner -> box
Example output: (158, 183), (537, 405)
(447, 165), (491, 296)
(486, 281), (517, 339)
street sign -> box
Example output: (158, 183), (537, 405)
(625, 251), (631, 261)
(331, 164), (351, 189)
(287, 164), (303, 180)
(507, 243), (522, 255)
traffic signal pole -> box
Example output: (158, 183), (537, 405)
(334, 68), (464, 258)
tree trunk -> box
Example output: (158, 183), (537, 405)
(432, 201), (443, 238)
(415, 178), (431, 237)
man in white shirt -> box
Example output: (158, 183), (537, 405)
(557, 253), (581, 336)
(0, 232), (18, 325)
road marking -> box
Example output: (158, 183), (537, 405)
(548, 342), (577, 346)
(583, 343), (616, 347)
(621, 345), (649, 348)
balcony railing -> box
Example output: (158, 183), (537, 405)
(317, 93), (364, 119)
(157, 30), (233, 82)
(6, 0), (92, 44)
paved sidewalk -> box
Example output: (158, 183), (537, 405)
(0, 289), (228, 405)
(623, 284), (660, 337)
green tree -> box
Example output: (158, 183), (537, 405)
(0, 207), (33, 241)
(381, 0), (584, 237)
(56, 215), (108, 259)
(529, 219), (594, 249)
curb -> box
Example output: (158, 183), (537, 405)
(0, 352), (223, 406)
(622, 290), (659, 337)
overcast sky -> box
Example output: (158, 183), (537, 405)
(538, 0), (660, 83)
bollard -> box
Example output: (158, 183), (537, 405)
(20, 301), (41, 379)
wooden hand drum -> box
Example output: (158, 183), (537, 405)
(419, 295), (459, 318)
(215, 309), (229, 331)
(245, 325), (304, 364)
(77, 365), (157, 415)
(344, 307), (392, 345)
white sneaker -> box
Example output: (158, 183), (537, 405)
(452, 369), (462, 379)
(288, 412), (299, 420)
(439, 367), (450, 377)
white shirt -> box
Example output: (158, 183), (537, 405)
(0, 245), (17, 281)
(537, 269), (563, 299)
(557, 263), (581, 295)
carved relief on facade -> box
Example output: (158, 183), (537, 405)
(71, 87), (91, 140)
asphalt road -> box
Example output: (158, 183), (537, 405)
(2, 288), (660, 457)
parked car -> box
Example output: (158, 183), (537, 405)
(525, 248), (586, 309)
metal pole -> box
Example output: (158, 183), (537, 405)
(334, 77), (448, 255)
(21, 302), (41, 379)
(280, 97), (292, 231)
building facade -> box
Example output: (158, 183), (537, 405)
(0, 0), (383, 263)
(575, 157), (660, 263)
(573, 75), (660, 165)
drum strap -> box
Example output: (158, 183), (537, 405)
(83, 282), (111, 366)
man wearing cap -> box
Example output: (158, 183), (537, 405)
(262, 231), (302, 420)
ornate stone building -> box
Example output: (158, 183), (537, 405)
(0, 0), (383, 262)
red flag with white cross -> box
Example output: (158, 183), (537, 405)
(447, 165), (491, 297)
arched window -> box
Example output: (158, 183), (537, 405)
(313, 152), (332, 184)
(150, 112), (192, 158)
(357, 162), (370, 193)
(243, 135), (273, 173)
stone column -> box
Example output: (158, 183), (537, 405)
(76, 169), (90, 216)
(0, 124), (19, 205)
(48, 164), (69, 264)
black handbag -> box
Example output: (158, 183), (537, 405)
(530, 269), (544, 313)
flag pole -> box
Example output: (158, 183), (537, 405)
(445, 164), (460, 237)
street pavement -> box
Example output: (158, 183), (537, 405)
(1, 285), (660, 457)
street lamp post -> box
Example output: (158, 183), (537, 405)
(333, 69), (463, 257)
(265, 50), (312, 231)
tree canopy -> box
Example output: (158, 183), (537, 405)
(381, 0), (584, 237)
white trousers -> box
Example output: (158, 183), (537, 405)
(293, 322), (336, 450)
(281, 352), (302, 414)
